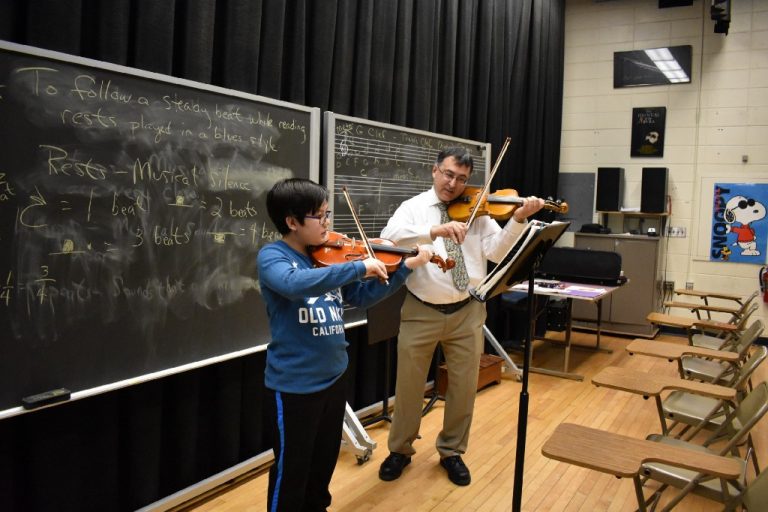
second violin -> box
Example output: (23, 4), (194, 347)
(447, 186), (568, 222)
(312, 232), (455, 273)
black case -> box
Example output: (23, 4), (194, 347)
(536, 247), (624, 286)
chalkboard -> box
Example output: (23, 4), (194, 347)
(0, 42), (320, 415)
(324, 113), (490, 236)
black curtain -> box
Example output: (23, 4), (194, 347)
(0, 1), (564, 510)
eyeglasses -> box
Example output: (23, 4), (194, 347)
(305, 210), (333, 222)
(737, 199), (756, 209)
(436, 167), (469, 185)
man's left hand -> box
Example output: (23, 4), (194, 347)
(512, 196), (545, 223)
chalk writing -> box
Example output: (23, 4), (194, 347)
(0, 42), (316, 411)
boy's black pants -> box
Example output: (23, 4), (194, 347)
(265, 372), (347, 512)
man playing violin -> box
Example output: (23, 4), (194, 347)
(258, 178), (432, 511)
(378, 147), (544, 486)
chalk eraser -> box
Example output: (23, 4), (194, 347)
(21, 388), (71, 409)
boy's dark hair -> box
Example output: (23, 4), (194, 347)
(436, 147), (474, 174)
(266, 178), (329, 235)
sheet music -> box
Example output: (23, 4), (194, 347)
(471, 220), (569, 302)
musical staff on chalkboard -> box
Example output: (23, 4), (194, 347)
(327, 114), (489, 239)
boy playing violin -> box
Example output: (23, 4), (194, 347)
(258, 178), (431, 512)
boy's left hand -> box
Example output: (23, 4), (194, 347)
(404, 246), (433, 270)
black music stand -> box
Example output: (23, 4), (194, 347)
(362, 287), (407, 427)
(469, 220), (569, 512)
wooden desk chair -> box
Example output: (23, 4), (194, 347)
(640, 382), (768, 511)
(626, 319), (763, 385)
(541, 422), (743, 512)
(647, 302), (758, 351)
(665, 289), (758, 321)
(681, 320), (764, 384)
(660, 346), (767, 440)
(592, 366), (737, 436)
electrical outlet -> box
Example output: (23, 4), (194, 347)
(667, 226), (687, 238)
(685, 281), (694, 290)
(663, 281), (674, 292)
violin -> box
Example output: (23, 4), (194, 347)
(312, 231), (455, 273)
(448, 186), (568, 222)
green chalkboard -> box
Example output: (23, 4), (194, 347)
(0, 42), (320, 414)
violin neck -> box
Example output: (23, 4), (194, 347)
(368, 243), (416, 255)
(486, 194), (524, 205)
(486, 194), (564, 213)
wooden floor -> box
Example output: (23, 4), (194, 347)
(181, 331), (768, 511)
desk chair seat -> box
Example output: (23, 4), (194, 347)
(642, 435), (745, 503)
(681, 320), (763, 384)
(661, 346), (767, 438)
(691, 303), (759, 351)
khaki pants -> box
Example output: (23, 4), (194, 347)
(387, 292), (486, 458)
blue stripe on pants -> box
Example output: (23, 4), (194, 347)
(270, 392), (285, 512)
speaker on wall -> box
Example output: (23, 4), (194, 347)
(596, 167), (624, 212)
(641, 167), (668, 213)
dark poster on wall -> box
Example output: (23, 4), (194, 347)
(631, 107), (666, 157)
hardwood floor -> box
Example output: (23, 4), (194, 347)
(179, 331), (768, 511)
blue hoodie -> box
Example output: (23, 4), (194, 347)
(257, 240), (411, 393)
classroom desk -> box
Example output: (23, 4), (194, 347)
(626, 338), (740, 377)
(591, 365), (736, 435)
(508, 280), (620, 381)
(542, 422), (743, 512)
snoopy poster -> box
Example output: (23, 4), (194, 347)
(710, 183), (768, 264)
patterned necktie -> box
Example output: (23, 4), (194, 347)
(438, 202), (469, 291)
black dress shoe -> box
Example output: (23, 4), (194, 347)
(440, 455), (471, 486)
(379, 452), (411, 481)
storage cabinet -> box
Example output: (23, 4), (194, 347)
(572, 233), (661, 337)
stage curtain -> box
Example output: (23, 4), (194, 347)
(0, 1), (564, 509)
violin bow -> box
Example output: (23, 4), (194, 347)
(341, 186), (388, 283)
(464, 137), (511, 229)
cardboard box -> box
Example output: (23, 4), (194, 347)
(436, 354), (504, 396)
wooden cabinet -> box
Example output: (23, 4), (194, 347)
(572, 233), (661, 337)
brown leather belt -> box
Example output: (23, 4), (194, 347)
(408, 290), (471, 315)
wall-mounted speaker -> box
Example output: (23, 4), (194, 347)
(641, 167), (668, 213)
(596, 167), (624, 212)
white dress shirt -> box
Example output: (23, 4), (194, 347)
(380, 187), (527, 305)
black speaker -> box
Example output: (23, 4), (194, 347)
(641, 167), (668, 213)
(596, 167), (623, 212)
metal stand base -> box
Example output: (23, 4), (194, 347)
(341, 402), (377, 465)
(483, 324), (522, 381)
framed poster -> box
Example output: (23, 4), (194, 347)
(710, 183), (768, 264)
(631, 107), (666, 157)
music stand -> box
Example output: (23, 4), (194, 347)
(362, 287), (407, 427)
(469, 220), (569, 512)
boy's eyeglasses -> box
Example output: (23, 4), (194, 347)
(436, 167), (469, 185)
(305, 210), (333, 222)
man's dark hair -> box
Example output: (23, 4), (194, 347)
(436, 147), (474, 174)
(266, 178), (328, 234)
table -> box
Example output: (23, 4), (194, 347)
(541, 422), (742, 512)
(507, 280), (620, 381)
